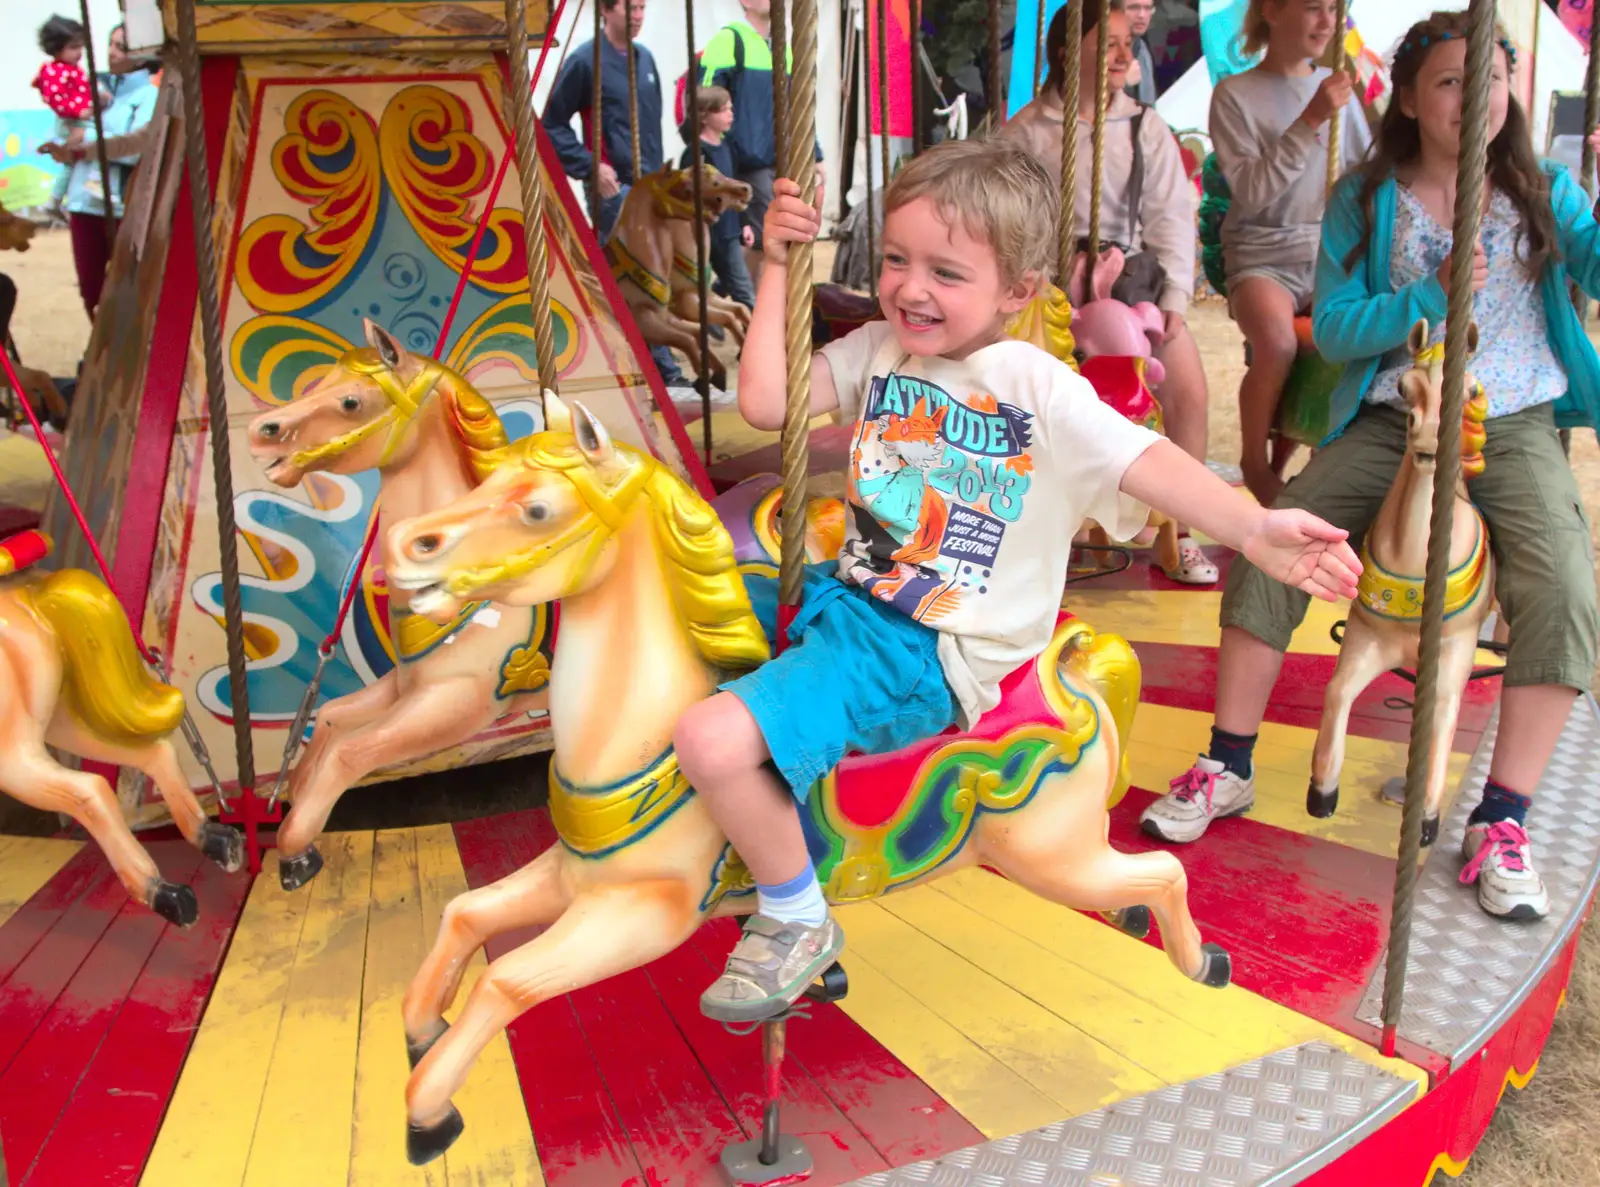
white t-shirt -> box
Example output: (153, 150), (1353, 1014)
(818, 321), (1161, 727)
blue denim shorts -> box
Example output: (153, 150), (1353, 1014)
(722, 563), (958, 801)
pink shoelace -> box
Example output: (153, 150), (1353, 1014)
(1459, 819), (1531, 885)
(1169, 766), (1218, 809)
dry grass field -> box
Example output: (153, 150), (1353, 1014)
(7, 226), (1600, 1183)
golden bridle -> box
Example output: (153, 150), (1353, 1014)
(286, 354), (447, 471)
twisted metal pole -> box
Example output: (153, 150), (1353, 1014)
(627, 39), (641, 183)
(1576, 5), (1600, 324)
(860, 3), (876, 299)
(779, 0), (819, 614)
(878, 0), (892, 191)
(506, 0), (562, 394)
(1058, 0), (1084, 282)
(1325, 0), (1347, 198)
(1035, 0), (1047, 98)
(988, 0), (1002, 128)
(1379, 0), (1495, 1058)
(77, 0), (117, 250)
(774, 0), (789, 191)
(912, 0), (924, 154)
(1087, 0), (1110, 286)
(686, 0), (712, 464)
(590, 0), (603, 221)
(175, 0), (257, 823)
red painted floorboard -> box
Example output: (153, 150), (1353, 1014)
(23, 851), (252, 1187)
(0, 845), (203, 1178)
(0, 846), (108, 990)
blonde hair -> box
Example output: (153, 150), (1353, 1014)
(1240, 0), (1274, 57)
(882, 139), (1057, 284)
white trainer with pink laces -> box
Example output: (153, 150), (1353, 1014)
(1459, 820), (1550, 920)
(1165, 535), (1220, 585)
(1140, 757), (1255, 844)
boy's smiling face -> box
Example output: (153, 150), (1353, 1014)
(878, 196), (1035, 361)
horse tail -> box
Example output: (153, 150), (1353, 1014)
(31, 569), (184, 745)
(1056, 620), (1142, 810)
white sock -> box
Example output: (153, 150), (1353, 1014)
(756, 868), (828, 927)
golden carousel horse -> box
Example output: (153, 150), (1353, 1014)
(1309, 320), (1493, 844)
(605, 164), (754, 385)
(247, 321), (550, 889)
(0, 531), (243, 925)
(385, 391), (1229, 1163)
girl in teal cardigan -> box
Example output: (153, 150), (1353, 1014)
(1142, 11), (1600, 923)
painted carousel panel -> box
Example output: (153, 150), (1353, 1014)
(159, 0), (550, 54)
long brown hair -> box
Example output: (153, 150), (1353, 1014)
(1042, 0), (1124, 98)
(1342, 10), (1555, 277)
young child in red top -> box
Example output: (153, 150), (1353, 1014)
(34, 16), (108, 213)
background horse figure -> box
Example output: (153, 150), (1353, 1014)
(0, 532), (243, 926)
(247, 321), (549, 890)
(606, 164), (753, 385)
(384, 391), (1228, 1164)
(1308, 320), (1493, 844)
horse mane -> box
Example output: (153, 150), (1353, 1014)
(515, 433), (770, 671)
(441, 371), (511, 484)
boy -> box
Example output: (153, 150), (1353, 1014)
(672, 139), (1363, 1024)
(679, 86), (757, 310)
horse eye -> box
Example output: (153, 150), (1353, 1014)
(522, 503), (549, 524)
(341, 396), (360, 412)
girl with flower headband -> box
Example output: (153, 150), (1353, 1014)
(1210, 0), (1373, 507)
(1143, 9), (1600, 924)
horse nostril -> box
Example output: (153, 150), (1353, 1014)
(414, 534), (441, 556)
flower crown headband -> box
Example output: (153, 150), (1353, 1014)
(1393, 28), (1516, 72)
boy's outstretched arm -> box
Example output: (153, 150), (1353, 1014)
(738, 178), (842, 432)
(1120, 440), (1362, 603)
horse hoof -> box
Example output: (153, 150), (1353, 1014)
(1306, 782), (1339, 819)
(1111, 905), (1152, 939)
(1420, 813), (1440, 848)
(407, 1022), (450, 1070)
(407, 1106), (465, 1166)
(150, 881), (199, 928)
(279, 845), (323, 892)
(1192, 942), (1231, 989)
(199, 821), (245, 873)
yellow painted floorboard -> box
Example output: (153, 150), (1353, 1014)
(141, 862), (313, 1186)
(414, 824), (543, 1187)
(1127, 702), (1471, 858)
(0, 836), (81, 927)
(244, 832), (375, 1187)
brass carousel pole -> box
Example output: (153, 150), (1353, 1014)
(505, 0), (563, 395)
(988, 0), (1002, 128)
(1058, 0), (1084, 283)
(1086, 0), (1110, 286)
(686, 0), (713, 463)
(1325, 0), (1347, 196)
(1379, 0), (1496, 1059)
(877, 0), (892, 188)
(174, 0), (258, 861)
(76, 0), (117, 250)
(1035, 0), (1047, 98)
(590, 0), (603, 222)
(860, 2), (876, 299)
(1576, 2), (1600, 319)
(911, 0), (923, 154)
(626, 28), (640, 183)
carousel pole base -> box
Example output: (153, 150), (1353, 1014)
(719, 1130), (812, 1185)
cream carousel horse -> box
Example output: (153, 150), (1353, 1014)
(605, 164), (754, 384)
(247, 321), (550, 889)
(1308, 320), (1493, 845)
(385, 391), (1228, 1163)
(0, 531), (243, 925)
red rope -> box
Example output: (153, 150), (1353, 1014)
(0, 349), (157, 665)
(317, 6), (567, 656)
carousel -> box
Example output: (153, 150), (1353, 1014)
(0, 0), (1596, 1183)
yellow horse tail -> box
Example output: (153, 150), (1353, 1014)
(1055, 620), (1142, 810)
(29, 569), (185, 745)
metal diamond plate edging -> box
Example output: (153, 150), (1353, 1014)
(1355, 695), (1600, 1065)
(845, 1041), (1417, 1187)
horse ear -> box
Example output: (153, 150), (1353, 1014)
(572, 401), (616, 467)
(1067, 253), (1088, 307)
(542, 389), (574, 432)
(364, 319), (405, 371)
(1407, 319), (1429, 356)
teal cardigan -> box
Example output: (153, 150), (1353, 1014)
(1311, 162), (1600, 444)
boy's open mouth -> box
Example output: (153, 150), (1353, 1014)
(900, 309), (942, 330)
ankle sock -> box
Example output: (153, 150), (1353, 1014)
(1468, 778), (1531, 827)
(1208, 726), (1257, 781)
(756, 866), (828, 927)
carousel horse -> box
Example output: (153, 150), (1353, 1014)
(1308, 320), (1492, 845)
(386, 390), (1230, 1163)
(0, 530), (243, 925)
(605, 164), (753, 385)
(247, 321), (551, 889)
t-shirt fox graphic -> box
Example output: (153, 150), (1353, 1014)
(819, 321), (1161, 727)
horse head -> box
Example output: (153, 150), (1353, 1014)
(248, 320), (506, 487)
(386, 391), (770, 668)
(1398, 319), (1481, 474)
(643, 164), (753, 225)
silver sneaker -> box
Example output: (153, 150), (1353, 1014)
(1460, 820), (1550, 920)
(1141, 757), (1255, 844)
(701, 913), (844, 1023)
